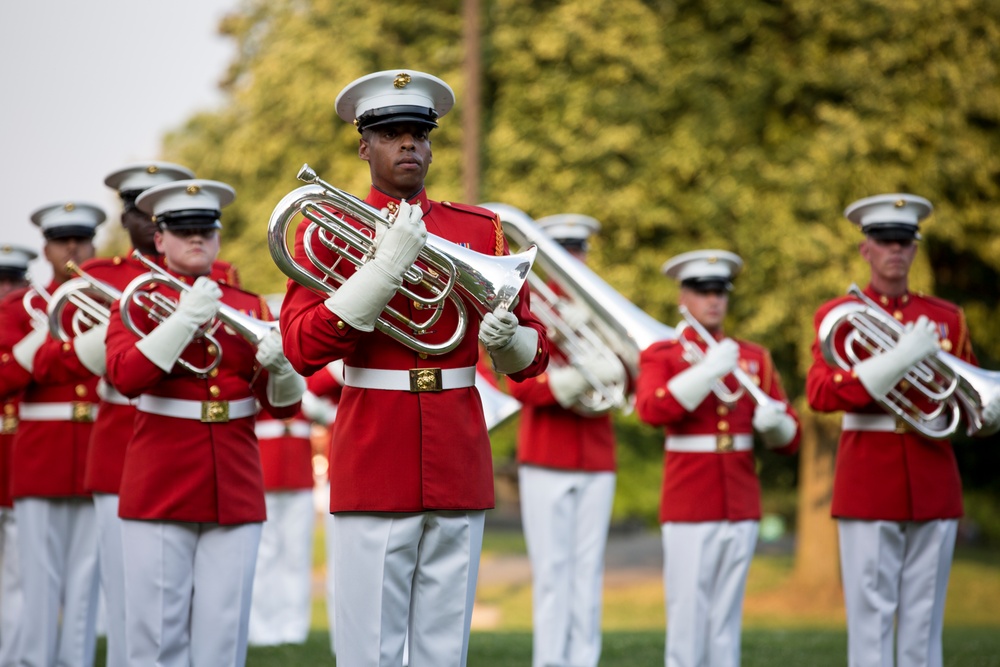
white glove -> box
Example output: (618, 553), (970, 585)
(136, 278), (222, 372)
(980, 395), (1000, 434)
(548, 365), (590, 408)
(12, 325), (49, 373)
(479, 309), (519, 350)
(556, 302), (590, 332)
(752, 401), (798, 448)
(482, 308), (539, 375)
(324, 201), (427, 332)
(73, 323), (108, 377)
(255, 329), (293, 374)
(854, 315), (939, 400)
(667, 338), (739, 411)
(266, 365), (306, 408)
(300, 390), (338, 425)
(591, 353), (626, 387)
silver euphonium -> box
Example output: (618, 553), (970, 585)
(481, 203), (677, 414)
(819, 283), (1000, 438)
(675, 305), (786, 410)
(267, 164), (537, 356)
(119, 252), (279, 376)
(46, 261), (122, 341)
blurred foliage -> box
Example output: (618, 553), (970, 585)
(162, 0), (1000, 523)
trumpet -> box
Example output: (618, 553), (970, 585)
(818, 284), (1000, 438)
(676, 305), (786, 410)
(119, 252), (279, 376)
(46, 261), (122, 341)
(482, 203), (675, 415)
(267, 164), (537, 356)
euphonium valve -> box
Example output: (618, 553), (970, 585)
(267, 164), (537, 356)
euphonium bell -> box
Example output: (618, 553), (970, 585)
(267, 164), (537, 356)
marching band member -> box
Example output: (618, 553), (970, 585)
(806, 194), (1000, 667)
(635, 250), (800, 667)
(105, 179), (304, 667)
(0, 204), (105, 667)
(279, 69), (549, 666)
(0, 244), (36, 666)
(78, 160), (197, 667)
(508, 214), (624, 667)
(247, 299), (317, 648)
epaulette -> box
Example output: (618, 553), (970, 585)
(914, 292), (962, 315)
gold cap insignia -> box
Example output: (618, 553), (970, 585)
(64, 203), (76, 212)
(708, 256), (718, 263)
(147, 165), (159, 174)
(186, 185), (201, 195)
(394, 72), (412, 89)
(895, 199), (906, 207)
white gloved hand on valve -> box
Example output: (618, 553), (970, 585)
(481, 307), (539, 375)
(256, 329), (305, 407)
(324, 200), (427, 332)
(752, 400), (798, 449)
(255, 328), (293, 374)
(548, 365), (590, 408)
(137, 277), (223, 372)
(854, 315), (939, 400)
(667, 338), (740, 412)
(73, 323), (109, 377)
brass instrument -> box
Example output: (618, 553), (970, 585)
(119, 252), (279, 376)
(676, 305), (786, 410)
(475, 371), (522, 432)
(46, 261), (122, 341)
(267, 164), (537, 356)
(23, 277), (53, 330)
(482, 203), (676, 414)
(819, 284), (1000, 438)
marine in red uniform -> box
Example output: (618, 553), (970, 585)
(279, 69), (549, 666)
(508, 214), (625, 667)
(0, 244), (35, 666)
(0, 203), (105, 667)
(105, 179), (304, 667)
(635, 250), (800, 667)
(806, 194), (1000, 667)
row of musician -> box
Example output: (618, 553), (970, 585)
(1, 164), (997, 667)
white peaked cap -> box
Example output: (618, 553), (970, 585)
(662, 249), (743, 285)
(30, 202), (106, 239)
(336, 70), (455, 132)
(104, 162), (196, 194)
(537, 214), (601, 243)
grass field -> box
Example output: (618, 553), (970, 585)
(94, 524), (1000, 665)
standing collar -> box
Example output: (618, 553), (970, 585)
(365, 186), (430, 215)
(863, 283), (912, 311)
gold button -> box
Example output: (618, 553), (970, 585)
(4, 404), (14, 415)
(113, 256), (122, 265)
(655, 387), (666, 398)
(419, 353), (428, 360)
(752, 374), (761, 386)
(899, 380), (911, 391)
(62, 342), (72, 352)
(206, 344), (219, 356)
(718, 420), (730, 432)
(833, 373), (843, 383)
(902, 294), (909, 304)
(209, 386), (221, 398)
(941, 339), (952, 352)
(413, 300), (423, 310)
(75, 384), (87, 398)
(880, 296), (889, 305)
(893, 311), (904, 321)
(717, 405), (729, 416)
(209, 368), (219, 378)
(1, 353), (8, 362)
(336, 321), (346, 330)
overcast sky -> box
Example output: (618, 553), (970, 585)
(0, 0), (239, 280)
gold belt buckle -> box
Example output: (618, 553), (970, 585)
(201, 400), (230, 423)
(409, 368), (443, 393)
(1, 416), (17, 435)
(716, 434), (734, 452)
(71, 402), (94, 423)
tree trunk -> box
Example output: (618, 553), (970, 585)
(461, 0), (481, 205)
(792, 409), (842, 593)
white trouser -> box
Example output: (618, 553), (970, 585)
(248, 490), (315, 646)
(838, 519), (957, 667)
(0, 508), (23, 667)
(661, 520), (759, 667)
(14, 497), (100, 667)
(92, 494), (126, 667)
(121, 520), (262, 667)
(333, 510), (485, 667)
(321, 484), (337, 657)
(518, 465), (616, 667)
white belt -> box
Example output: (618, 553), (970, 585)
(97, 379), (135, 407)
(255, 419), (312, 440)
(665, 434), (753, 453)
(344, 366), (476, 393)
(842, 413), (906, 433)
(18, 402), (97, 423)
(136, 395), (258, 423)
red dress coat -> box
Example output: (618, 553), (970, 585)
(106, 271), (297, 525)
(0, 394), (20, 507)
(509, 345), (616, 472)
(79, 253), (241, 494)
(280, 187), (549, 513)
(636, 328), (800, 523)
(806, 285), (973, 521)
(256, 408), (314, 492)
(0, 284), (97, 498)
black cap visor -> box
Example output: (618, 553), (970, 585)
(865, 224), (920, 242)
(156, 210), (223, 232)
(357, 105), (439, 133)
(43, 225), (97, 241)
(681, 277), (732, 293)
